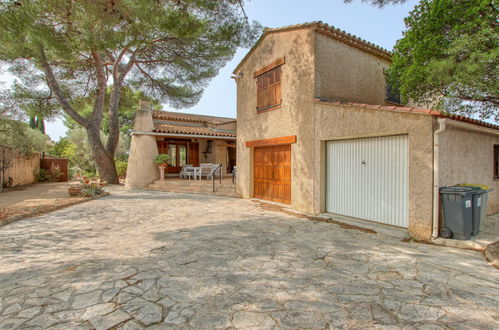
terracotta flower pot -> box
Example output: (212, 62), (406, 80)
(68, 187), (82, 197)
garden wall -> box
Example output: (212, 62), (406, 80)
(40, 157), (69, 182)
(2, 148), (40, 186)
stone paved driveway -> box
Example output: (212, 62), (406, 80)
(0, 189), (497, 329)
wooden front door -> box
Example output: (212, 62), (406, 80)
(157, 140), (189, 173)
(188, 142), (200, 167)
(253, 144), (291, 204)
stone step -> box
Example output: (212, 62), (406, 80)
(147, 181), (240, 198)
(146, 187), (240, 198)
(152, 180), (235, 187)
(149, 183), (235, 191)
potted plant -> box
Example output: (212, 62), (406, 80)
(68, 183), (83, 196)
(154, 154), (170, 181)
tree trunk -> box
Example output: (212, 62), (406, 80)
(0, 162), (4, 193)
(106, 82), (122, 155)
(39, 46), (120, 183)
(86, 125), (119, 184)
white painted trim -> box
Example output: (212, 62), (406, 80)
(432, 118), (447, 239)
(131, 131), (236, 140)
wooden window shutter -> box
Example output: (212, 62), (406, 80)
(256, 62), (283, 112)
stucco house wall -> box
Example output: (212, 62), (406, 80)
(438, 125), (499, 214)
(313, 102), (435, 240)
(234, 22), (498, 241)
(236, 28), (317, 211)
(314, 33), (391, 105)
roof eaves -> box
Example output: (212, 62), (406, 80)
(152, 123), (236, 137)
(233, 21), (392, 73)
(314, 98), (499, 130)
(152, 111), (235, 125)
(233, 22), (319, 74)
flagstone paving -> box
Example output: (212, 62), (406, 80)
(0, 188), (497, 329)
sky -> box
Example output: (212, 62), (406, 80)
(3, 0), (420, 141)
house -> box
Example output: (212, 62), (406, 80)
(125, 101), (236, 189)
(233, 21), (499, 240)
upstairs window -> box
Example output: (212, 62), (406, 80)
(385, 83), (401, 105)
(255, 58), (284, 113)
(384, 69), (402, 105)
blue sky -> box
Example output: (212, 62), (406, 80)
(38, 0), (420, 141)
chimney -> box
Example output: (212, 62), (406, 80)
(133, 100), (154, 132)
(138, 100), (152, 112)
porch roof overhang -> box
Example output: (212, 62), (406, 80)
(131, 131), (236, 140)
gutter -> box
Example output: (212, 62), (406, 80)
(432, 118), (447, 239)
(131, 131), (236, 140)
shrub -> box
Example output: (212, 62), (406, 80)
(116, 160), (128, 177)
(37, 168), (52, 182)
(49, 164), (64, 182)
(83, 171), (98, 179)
(80, 186), (104, 197)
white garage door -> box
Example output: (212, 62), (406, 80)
(326, 135), (408, 227)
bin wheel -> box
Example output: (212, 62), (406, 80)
(440, 227), (452, 239)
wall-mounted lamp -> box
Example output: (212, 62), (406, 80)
(230, 73), (243, 81)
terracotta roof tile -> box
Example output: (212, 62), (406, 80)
(314, 98), (498, 130)
(444, 114), (498, 129)
(313, 22), (391, 60)
(264, 22), (391, 59)
(152, 111), (235, 125)
(153, 123), (236, 138)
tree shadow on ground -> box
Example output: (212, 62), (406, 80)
(0, 209), (497, 329)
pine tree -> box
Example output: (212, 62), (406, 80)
(388, 0), (498, 120)
(0, 0), (259, 183)
(28, 116), (36, 129)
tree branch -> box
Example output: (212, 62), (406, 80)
(105, 45), (137, 154)
(132, 59), (172, 64)
(38, 46), (88, 127)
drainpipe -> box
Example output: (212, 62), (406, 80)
(432, 118), (447, 239)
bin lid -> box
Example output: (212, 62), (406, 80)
(456, 183), (493, 192)
(440, 186), (475, 196)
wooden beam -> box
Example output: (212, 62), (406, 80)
(253, 57), (286, 78)
(245, 135), (297, 148)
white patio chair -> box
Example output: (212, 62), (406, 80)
(179, 164), (194, 179)
(196, 164), (221, 180)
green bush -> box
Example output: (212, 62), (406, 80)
(37, 168), (52, 182)
(80, 186), (104, 197)
(116, 160), (128, 177)
(83, 171), (98, 179)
